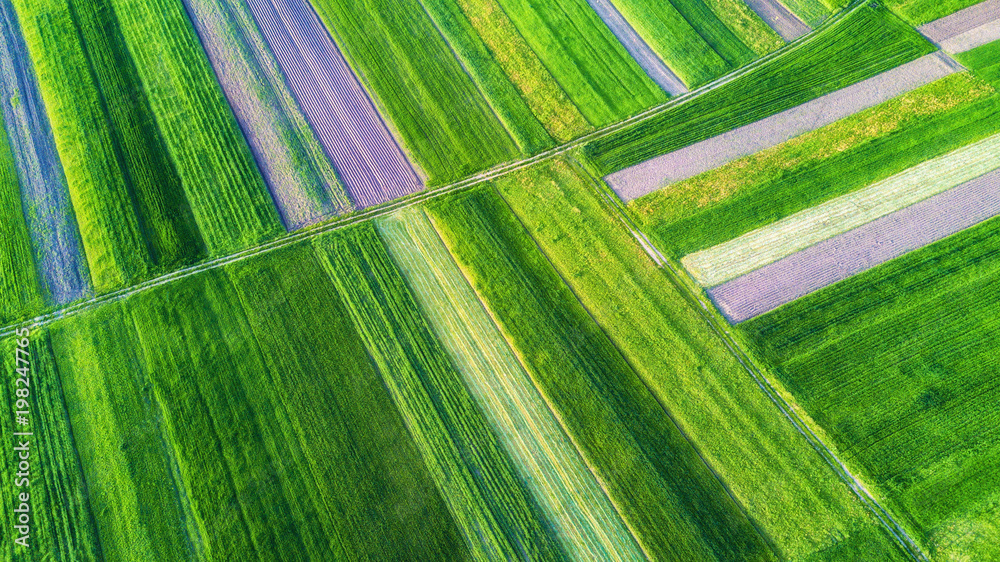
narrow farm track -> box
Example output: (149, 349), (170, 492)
(0, 0), (864, 340)
(586, 166), (930, 562)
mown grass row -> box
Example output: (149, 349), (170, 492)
(0, 114), (42, 325)
(426, 186), (778, 561)
(377, 207), (641, 560)
(585, 3), (934, 175)
(742, 215), (1000, 560)
(492, 157), (909, 560)
(632, 72), (1000, 259)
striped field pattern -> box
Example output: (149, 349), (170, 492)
(246, 0), (422, 209)
(378, 207), (644, 561)
(183, 0), (351, 229)
(683, 131), (1000, 287)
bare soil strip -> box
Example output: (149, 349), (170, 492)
(584, 0), (689, 95)
(919, 0), (1000, 53)
(708, 167), (1000, 323)
(744, 0), (810, 41)
(606, 52), (960, 201)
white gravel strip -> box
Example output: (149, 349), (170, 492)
(605, 52), (960, 201)
(744, 0), (810, 41)
(708, 167), (1000, 323)
(584, 0), (688, 95)
(919, 0), (1000, 53)
(682, 130), (1000, 287)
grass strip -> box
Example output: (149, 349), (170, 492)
(378, 207), (640, 560)
(0, 113), (42, 324)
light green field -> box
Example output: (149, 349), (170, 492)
(378, 207), (640, 560)
(956, 39), (1000, 86)
(420, 0), (553, 153)
(0, 334), (102, 560)
(427, 186), (778, 561)
(108, 0), (283, 253)
(585, 4), (935, 175)
(682, 130), (1000, 286)
(314, 224), (564, 561)
(226, 242), (469, 559)
(632, 73), (1000, 260)
(0, 113), (42, 324)
(50, 303), (196, 560)
(704, 0), (785, 56)
(492, 0), (668, 127)
(449, 0), (593, 142)
(780, 0), (831, 26)
(494, 157), (908, 560)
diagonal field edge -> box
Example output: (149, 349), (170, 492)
(709, 167), (1000, 322)
(605, 51), (961, 201)
(585, 158), (929, 562)
(683, 130), (1000, 287)
(0, 1), (867, 341)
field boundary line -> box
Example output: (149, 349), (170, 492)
(0, 0), (867, 339)
(583, 158), (930, 561)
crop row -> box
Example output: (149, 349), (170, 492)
(584, 3), (934, 176)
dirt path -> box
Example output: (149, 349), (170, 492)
(745, 0), (811, 41)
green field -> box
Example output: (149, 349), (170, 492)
(703, 0), (785, 56)
(420, 0), (553, 153)
(492, 0), (668, 127)
(0, 114), (42, 324)
(630, 73), (1000, 259)
(0, 334), (102, 560)
(309, 0), (521, 183)
(742, 215), (1000, 560)
(780, 0), (832, 26)
(11, 0), (280, 294)
(427, 187), (778, 561)
(314, 224), (563, 561)
(492, 157), (908, 559)
(377, 207), (641, 560)
(886, 0), (985, 25)
(607, 0), (735, 86)
(956, 39), (1000, 86)
(584, 4), (934, 176)
(450, 0), (593, 142)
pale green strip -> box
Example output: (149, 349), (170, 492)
(377, 207), (643, 562)
(683, 131), (1000, 286)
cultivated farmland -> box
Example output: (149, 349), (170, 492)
(741, 215), (1000, 559)
(183, 0), (351, 228)
(4, 0), (1000, 560)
